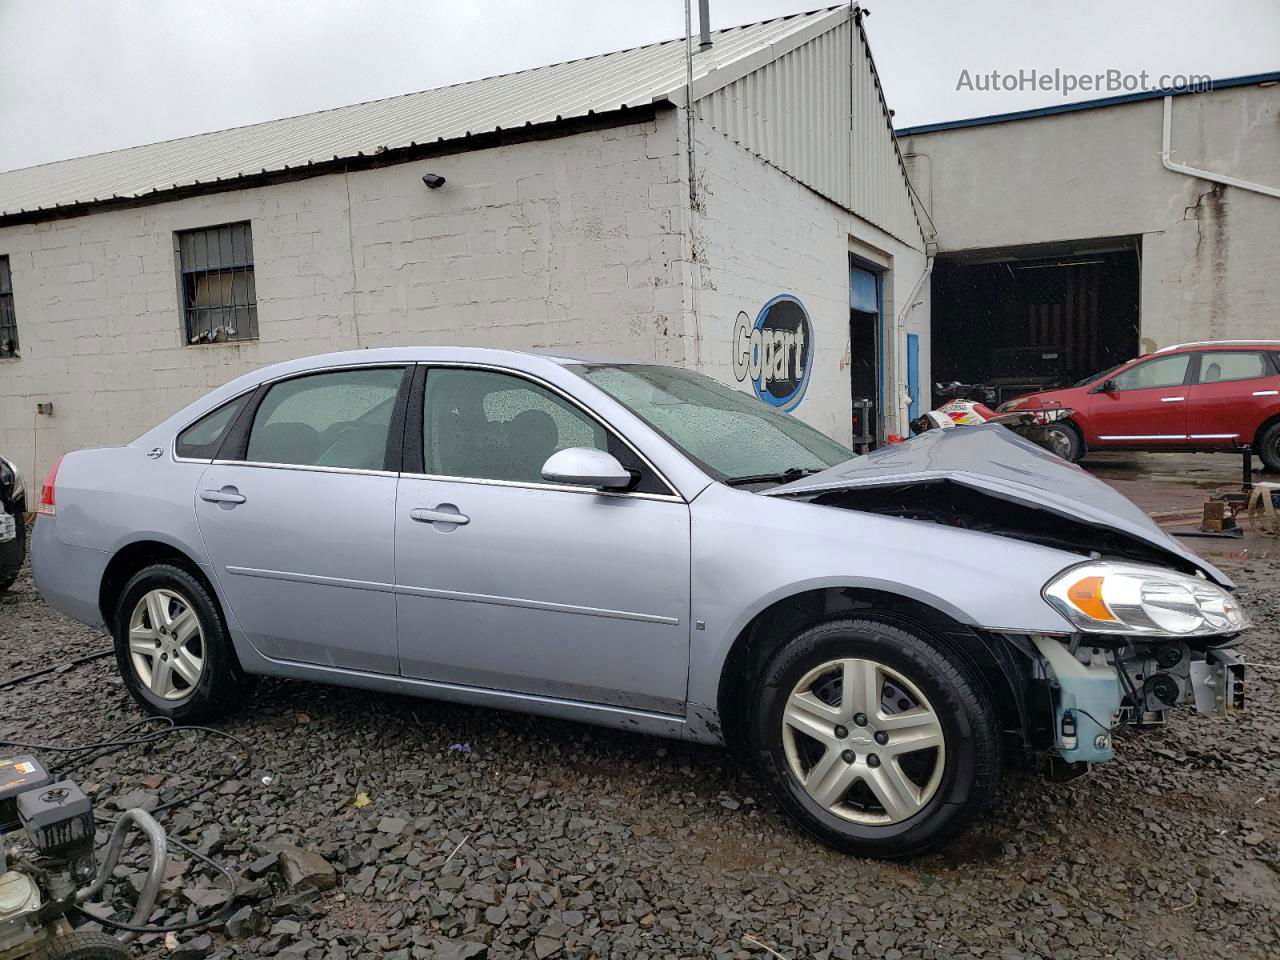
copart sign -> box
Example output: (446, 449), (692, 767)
(732, 294), (813, 411)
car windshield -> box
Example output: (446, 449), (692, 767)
(574, 364), (852, 483)
(1073, 362), (1129, 387)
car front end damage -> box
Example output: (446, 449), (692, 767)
(1024, 559), (1248, 767)
(764, 424), (1251, 776)
(997, 630), (1245, 773)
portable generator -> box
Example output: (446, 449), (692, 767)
(0, 754), (169, 960)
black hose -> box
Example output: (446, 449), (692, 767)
(0, 648), (113, 690)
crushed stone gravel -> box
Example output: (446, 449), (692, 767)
(2, 551), (1277, 960)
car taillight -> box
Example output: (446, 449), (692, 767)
(37, 455), (63, 516)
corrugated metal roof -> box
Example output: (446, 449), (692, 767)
(0, 6), (848, 219)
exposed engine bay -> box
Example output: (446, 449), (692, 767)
(1001, 631), (1245, 770)
(806, 479), (1201, 573)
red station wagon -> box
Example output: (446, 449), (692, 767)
(1000, 341), (1280, 471)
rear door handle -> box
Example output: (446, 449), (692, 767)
(1160, 396), (1185, 402)
(200, 487), (246, 505)
(410, 506), (469, 526)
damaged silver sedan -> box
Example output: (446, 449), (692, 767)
(32, 349), (1247, 857)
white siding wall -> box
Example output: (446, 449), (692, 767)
(697, 13), (924, 249)
(0, 116), (687, 486)
(691, 118), (929, 444)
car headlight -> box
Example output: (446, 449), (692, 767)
(0, 456), (22, 500)
(1043, 561), (1248, 636)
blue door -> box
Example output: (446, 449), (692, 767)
(907, 333), (921, 421)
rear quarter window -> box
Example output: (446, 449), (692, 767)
(175, 394), (250, 460)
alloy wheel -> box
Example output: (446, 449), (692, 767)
(781, 657), (945, 825)
(127, 588), (205, 700)
(1044, 424), (1076, 460)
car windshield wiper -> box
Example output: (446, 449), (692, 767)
(723, 467), (824, 487)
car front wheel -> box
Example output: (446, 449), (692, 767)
(1258, 421), (1280, 473)
(112, 563), (252, 723)
(1042, 421), (1084, 461)
(750, 618), (1002, 858)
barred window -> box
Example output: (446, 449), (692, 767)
(0, 256), (17, 358)
(177, 222), (257, 344)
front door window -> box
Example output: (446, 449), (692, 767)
(424, 368), (607, 483)
(1110, 354), (1190, 391)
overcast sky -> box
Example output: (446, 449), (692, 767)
(1, 0), (1276, 173)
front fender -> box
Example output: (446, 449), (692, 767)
(685, 483), (1081, 741)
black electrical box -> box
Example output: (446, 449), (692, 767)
(0, 754), (53, 831)
(17, 780), (95, 864)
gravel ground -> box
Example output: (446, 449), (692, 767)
(1, 550), (1277, 960)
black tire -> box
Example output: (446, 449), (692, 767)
(31, 931), (132, 960)
(1042, 421), (1084, 462)
(112, 563), (253, 723)
(1259, 421), (1280, 473)
(749, 617), (1002, 858)
(0, 512), (25, 592)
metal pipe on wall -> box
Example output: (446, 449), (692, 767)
(1161, 95), (1280, 199)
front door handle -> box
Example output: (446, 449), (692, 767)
(200, 487), (246, 505)
(410, 505), (469, 526)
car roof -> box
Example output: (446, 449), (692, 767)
(260, 346), (605, 368)
(1153, 340), (1280, 354)
(237, 346), (646, 382)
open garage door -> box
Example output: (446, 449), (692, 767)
(930, 239), (1141, 407)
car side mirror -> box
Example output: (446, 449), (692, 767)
(541, 448), (634, 491)
(1093, 378), (1116, 394)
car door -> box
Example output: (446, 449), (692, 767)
(394, 365), (691, 714)
(1086, 352), (1193, 447)
(1185, 350), (1280, 447)
(195, 364), (408, 673)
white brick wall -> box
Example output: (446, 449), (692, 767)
(0, 115), (688, 485)
(0, 107), (930, 486)
(689, 118), (929, 444)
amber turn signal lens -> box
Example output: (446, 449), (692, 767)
(1066, 575), (1116, 622)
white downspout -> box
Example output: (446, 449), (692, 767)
(1161, 95), (1280, 199)
(895, 243), (935, 431)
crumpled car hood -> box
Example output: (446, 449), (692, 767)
(766, 424), (1231, 587)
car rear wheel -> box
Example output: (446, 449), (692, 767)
(112, 563), (252, 723)
(1043, 421), (1083, 462)
(750, 618), (1002, 858)
(0, 512), (24, 592)
(31, 931), (132, 960)
(1259, 421), (1280, 473)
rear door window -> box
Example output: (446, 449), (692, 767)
(175, 394), (250, 460)
(1195, 351), (1269, 384)
(245, 367), (405, 470)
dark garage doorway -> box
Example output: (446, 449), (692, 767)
(930, 240), (1141, 406)
(849, 258), (882, 448)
